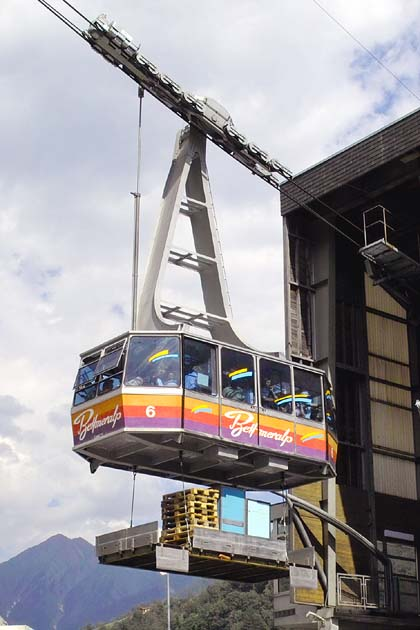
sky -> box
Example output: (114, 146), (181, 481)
(1, 0), (420, 563)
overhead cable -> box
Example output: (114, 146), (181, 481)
(59, 0), (94, 26)
(312, 0), (420, 104)
(280, 187), (362, 248)
(36, 2), (364, 247)
(284, 174), (364, 235)
(36, 0), (84, 39)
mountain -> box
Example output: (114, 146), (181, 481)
(0, 534), (202, 630)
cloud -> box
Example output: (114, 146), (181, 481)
(0, 442), (19, 463)
(0, 395), (31, 439)
(0, 395), (30, 419)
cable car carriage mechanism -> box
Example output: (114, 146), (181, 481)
(72, 330), (337, 489)
(70, 38), (337, 489)
(64, 11), (338, 582)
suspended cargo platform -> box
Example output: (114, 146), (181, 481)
(96, 522), (289, 582)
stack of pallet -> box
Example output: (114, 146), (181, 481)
(160, 487), (220, 546)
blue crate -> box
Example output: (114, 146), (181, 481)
(220, 487), (246, 534)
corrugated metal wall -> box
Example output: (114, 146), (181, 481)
(365, 276), (417, 500)
(371, 402), (414, 454)
(366, 312), (409, 364)
(365, 276), (406, 318)
(372, 454), (417, 500)
(368, 356), (410, 386)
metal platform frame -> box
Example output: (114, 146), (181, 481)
(96, 521), (289, 582)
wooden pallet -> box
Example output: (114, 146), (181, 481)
(162, 508), (219, 520)
(162, 488), (220, 499)
(162, 510), (219, 521)
(162, 499), (218, 510)
(163, 515), (219, 524)
(162, 521), (219, 531)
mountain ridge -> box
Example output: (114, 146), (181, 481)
(0, 534), (201, 630)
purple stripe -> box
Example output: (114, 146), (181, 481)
(259, 436), (295, 452)
(296, 445), (325, 459)
(73, 416), (125, 446)
(220, 427), (258, 445)
(125, 416), (181, 429)
(184, 419), (219, 436)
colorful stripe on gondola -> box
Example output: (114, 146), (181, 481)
(258, 412), (295, 452)
(71, 394), (125, 445)
(295, 424), (326, 459)
(183, 397), (219, 436)
(147, 349), (179, 363)
(220, 403), (258, 445)
(122, 393), (182, 430)
(273, 394), (293, 406)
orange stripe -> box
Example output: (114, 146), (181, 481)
(124, 404), (180, 419)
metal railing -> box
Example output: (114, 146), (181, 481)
(337, 574), (378, 609)
(362, 205), (394, 246)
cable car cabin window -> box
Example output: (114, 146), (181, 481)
(73, 384), (97, 406)
(293, 368), (323, 422)
(74, 359), (99, 390)
(124, 336), (180, 387)
(97, 373), (123, 396)
(94, 341), (125, 377)
(259, 358), (292, 414)
(324, 380), (337, 435)
(221, 348), (255, 405)
(183, 337), (217, 396)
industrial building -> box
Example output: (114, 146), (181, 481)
(273, 108), (420, 628)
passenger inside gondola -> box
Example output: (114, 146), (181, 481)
(221, 347), (255, 405)
(259, 358), (292, 414)
(294, 367), (322, 421)
(183, 337), (216, 396)
(124, 335), (180, 387)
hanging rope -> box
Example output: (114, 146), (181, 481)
(179, 452), (191, 548)
(130, 470), (137, 528)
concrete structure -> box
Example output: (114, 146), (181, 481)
(274, 108), (420, 628)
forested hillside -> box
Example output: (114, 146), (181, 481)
(89, 581), (273, 630)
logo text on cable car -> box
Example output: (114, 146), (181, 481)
(225, 410), (294, 447)
(73, 405), (122, 441)
(225, 410), (258, 438)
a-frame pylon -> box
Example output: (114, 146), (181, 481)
(137, 125), (248, 348)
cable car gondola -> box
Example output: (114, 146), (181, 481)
(71, 331), (337, 490)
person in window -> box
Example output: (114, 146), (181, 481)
(102, 378), (115, 393)
(223, 382), (254, 404)
(223, 383), (246, 401)
(185, 366), (199, 390)
(261, 378), (275, 407)
(164, 371), (178, 387)
(296, 391), (312, 419)
(126, 375), (144, 386)
(271, 376), (283, 398)
(150, 368), (165, 386)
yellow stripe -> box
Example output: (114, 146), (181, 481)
(148, 349), (169, 362)
(228, 368), (248, 378)
(302, 430), (324, 439)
